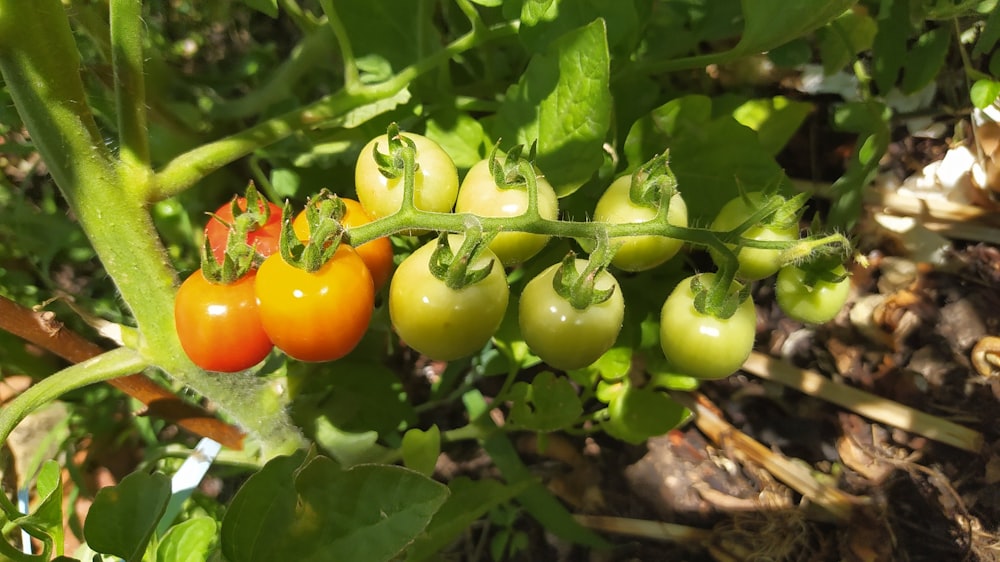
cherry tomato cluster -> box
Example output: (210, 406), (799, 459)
(174, 191), (389, 372)
(174, 128), (850, 384)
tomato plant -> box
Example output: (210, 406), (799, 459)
(454, 158), (559, 266)
(355, 132), (460, 219)
(518, 259), (624, 370)
(659, 273), (756, 379)
(255, 245), (374, 362)
(710, 192), (799, 280)
(204, 196), (283, 265)
(589, 175), (688, 272)
(293, 198), (394, 290)
(776, 264), (851, 324)
(389, 234), (509, 361)
(173, 269), (273, 372)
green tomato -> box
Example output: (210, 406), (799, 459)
(710, 192), (798, 281)
(604, 385), (688, 444)
(585, 175), (688, 272)
(775, 264), (850, 324)
(659, 273), (756, 379)
(389, 235), (509, 361)
(518, 259), (625, 371)
(454, 158), (559, 266)
(355, 132), (460, 219)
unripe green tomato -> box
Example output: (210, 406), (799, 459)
(710, 192), (798, 281)
(775, 264), (850, 324)
(454, 159), (559, 266)
(586, 176), (688, 272)
(518, 259), (625, 371)
(659, 273), (756, 379)
(355, 132), (459, 219)
(389, 235), (510, 361)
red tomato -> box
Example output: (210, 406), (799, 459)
(174, 269), (273, 372)
(204, 197), (283, 265)
(255, 245), (375, 362)
(292, 198), (394, 291)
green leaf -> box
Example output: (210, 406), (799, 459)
(972, 2), (1000, 58)
(605, 386), (689, 443)
(330, 0), (439, 79)
(84, 471), (171, 562)
(901, 27), (951, 94)
(731, 96), (814, 156)
(156, 518), (217, 562)
(425, 111), (491, 170)
(290, 359), (416, 437)
(19, 460), (63, 553)
(872, 0), (911, 93)
(624, 95), (790, 222)
(518, 0), (639, 55)
(240, 0), (278, 18)
(507, 372), (583, 432)
(402, 426), (441, 477)
(222, 454), (448, 562)
(970, 79), (1000, 109)
(817, 10), (877, 74)
(494, 19), (612, 196)
(406, 478), (529, 562)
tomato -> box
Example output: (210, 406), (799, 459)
(292, 198), (394, 291)
(710, 192), (798, 281)
(174, 269), (273, 372)
(454, 158), (559, 266)
(255, 245), (374, 362)
(775, 264), (850, 324)
(518, 260), (624, 370)
(389, 235), (509, 361)
(659, 273), (756, 379)
(204, 197), (283, 265)
(603, 385), (688, 444)
(584, 175), (688, 272)
(355, 132), (459, 219)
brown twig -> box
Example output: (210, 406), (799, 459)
(0, 295), (245, 450)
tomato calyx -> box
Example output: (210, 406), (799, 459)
(428, 223), (497, 290)
(627, 152), (679, 210)
(690, 272), (751, 320)
(485, 142), (538, 189)
(369, 122), (418, 181)
(554, 233), (618, 310)
(787, 255), (850, 288)
(277, 197), (346, 273)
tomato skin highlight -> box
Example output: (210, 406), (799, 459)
(589, 176), (688, 272)
(518, 260), (625, 370)
(659, 273), (756, 379)
(454, 159), (560, 266)
(710, 192), (798, 281)
(389, 235), (510, 361)
(775, 264), (850, 324)
(355, 132), (459, 219)
(255, 245), (374, 362)
(292, 198), (394, 291)
(174, 269), (273, 373)
(204, 197), (283, 265)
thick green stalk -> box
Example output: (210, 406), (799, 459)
(0, 0), (303, 459)
(110, 0), (151, 174)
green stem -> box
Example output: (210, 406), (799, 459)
(0, 347), (147, 519)
(110, 0), (151, 176)
(317, 0), (360, 90)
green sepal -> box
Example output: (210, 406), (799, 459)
(627, 152), (678, 210)
(277, 198), (344, 273)
(486, 141), (540, 190)
(428, 228), (497, 291)
(371, 122), (418, 180)
(690, 273), (748, 320)
(201, 181), (274, 283)
(787, 255), (850, 288)
(551, 250), (616, 311)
